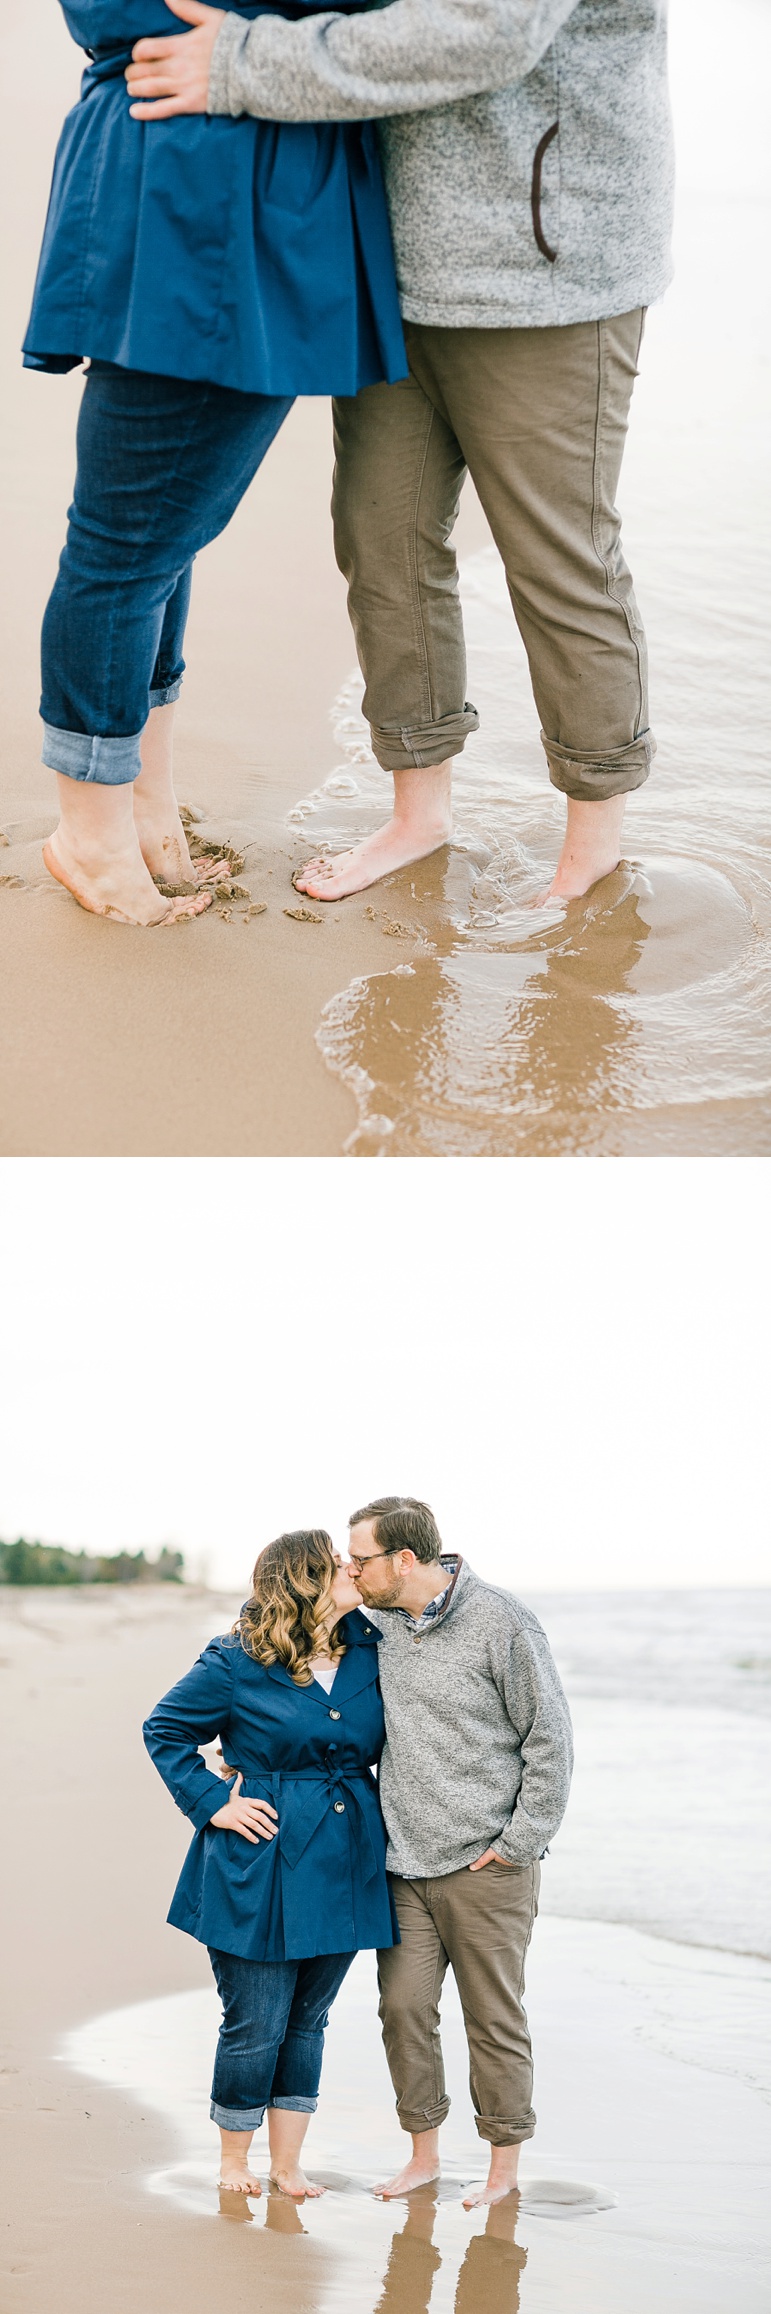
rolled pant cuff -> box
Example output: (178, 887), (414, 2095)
(370, 702), (479, 773)
(475, 2112), (536, 2146)
(148, 678), (183, 710)
(41, 722), (143, 785)
(542, 729), (655, 802)
(210, 2101), (266, 2130)
(396, 2101), (451, 2134)
(268, 2097), (318, 2113)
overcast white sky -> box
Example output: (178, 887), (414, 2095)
(0, 1159), (767, 1593)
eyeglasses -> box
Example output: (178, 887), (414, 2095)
(348, 1549), (398, 1574)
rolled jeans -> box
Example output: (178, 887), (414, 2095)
(332, 311), (652, 801)
(208, 1946), (353, 2132)
(377, 1862), (540, 2146)
(40, 363), (293, 785)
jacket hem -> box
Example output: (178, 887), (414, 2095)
(398, 274), (673, 332)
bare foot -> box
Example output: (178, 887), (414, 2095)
(295, 760), (453, 902)
(462, 2178), (521, 2208)
(373, 2156), (442, 2200)
(295, 820), (451, 903)
(219, 2158), (262, 2195)
(269, 2164), (325, 2200)
(462, 2150), (521, 2209)
(43, 834), (210, 926)
(536, 795), (627, 904)
(133, 798), (231, 889)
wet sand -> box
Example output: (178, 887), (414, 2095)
(0, 0), (484, 1156)
(2, 2), (770, 1154)
(2, 1586), (769, 2314)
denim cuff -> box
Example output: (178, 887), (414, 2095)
(542, 728), (655, 801)
(41, 722), (142, 786)
(369, 701), (480, 772)
(210, 2101), (266, 2130)
(148, 677), (183, 709)
(268, 2096), (318, 2113)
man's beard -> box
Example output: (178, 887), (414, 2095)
(357, 1576), (404, 1610)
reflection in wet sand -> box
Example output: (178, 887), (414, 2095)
(374, 2190), (526, 2314)
(289, 0), (771, 1156)
(61, 1917), (771, 2314)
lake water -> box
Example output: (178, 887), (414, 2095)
(289, 0), (771, 1155)
(60, 1588), (771, 2310)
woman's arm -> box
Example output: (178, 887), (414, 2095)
(143, 1638), (241, 1830)
(127, 0), (581, 122)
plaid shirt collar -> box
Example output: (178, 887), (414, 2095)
(400, 1559), (459, 1634)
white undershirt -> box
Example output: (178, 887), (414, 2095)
(313, 1657), (339, 1694)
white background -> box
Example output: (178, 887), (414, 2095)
(0, 1157), (766, 1589)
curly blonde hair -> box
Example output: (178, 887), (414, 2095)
(234, 1529), (347, 1685)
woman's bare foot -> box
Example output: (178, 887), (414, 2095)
(131, 701), (230, 886)
(374, 2129), (442, 2199)
(269, 2163), (325, 2200)
(43, 830), (210, 926)
(295, 762), (453, 902)
(537, 794), (627, 903)
(219, 2156), (262, 2196)
(218, 2125), (261, 2194)
(462, 2147), (521, 2209)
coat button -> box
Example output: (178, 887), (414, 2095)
(334, 1800), (345, 1813)
(329, 1709), (341, 1720)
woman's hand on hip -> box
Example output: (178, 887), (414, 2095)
(126, 0), (225, 120)
(209, 1772), (279, 1845)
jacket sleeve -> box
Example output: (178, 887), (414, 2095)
(143, 1639), (236, 1831)
(492, 1618), (574, 1866)
(208, 0), (582, 124)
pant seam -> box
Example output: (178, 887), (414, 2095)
(408, 403), (443, 730)
(590, 315), (646, 742)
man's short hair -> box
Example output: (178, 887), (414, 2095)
(348, 1496), (443, 1562)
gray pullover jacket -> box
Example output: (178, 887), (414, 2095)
(209, 0), (674, 331)
(364, 1557), (573, 1877)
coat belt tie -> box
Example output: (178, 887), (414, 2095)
(244, 1767), (380, 1884)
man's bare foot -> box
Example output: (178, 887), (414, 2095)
(295, 761), (453, 902)
(295, 821), (451, 902)
(269, 2164), (325, 2200)
(43, 833), (210, 926)
(373, 2155), (441, 2200)
(219, 2155), (262, 2195)
(537, 795), (627, 904)
(462, 2148), (521, 2209)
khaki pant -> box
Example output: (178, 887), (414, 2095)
(332, 312), (653, 802)
(377, 1862), (540, 2146)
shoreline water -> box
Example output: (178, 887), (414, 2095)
(2, 1584), (770, 2311)
(2, 2), (769, 1156)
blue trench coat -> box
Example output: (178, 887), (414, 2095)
(143, 1611), (398, 1962)
(23, 1), (407, 397)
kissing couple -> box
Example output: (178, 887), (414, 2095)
(25, 0), (672, 925)
(144, 1498), (573, 2203)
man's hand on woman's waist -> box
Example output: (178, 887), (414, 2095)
(126, 0), (224, 117)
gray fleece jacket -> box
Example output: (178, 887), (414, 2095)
(208, 0), (674, 331)
(364, 1557), (573, 1877)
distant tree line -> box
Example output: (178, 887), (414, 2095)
(0, 1539), (185, 1586)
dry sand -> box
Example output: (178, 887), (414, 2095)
(0, 3), (489, 1155)
(1, 1585), (769, 2314)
